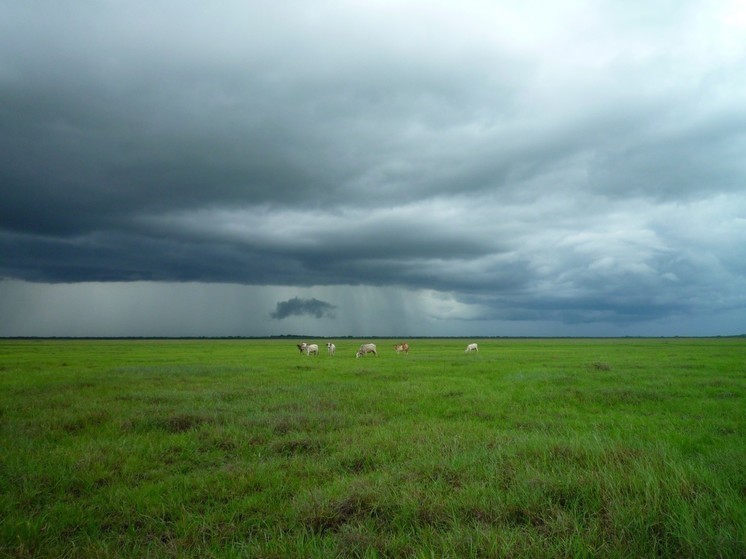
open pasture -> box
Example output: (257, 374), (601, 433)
(1, 338), (744, 558)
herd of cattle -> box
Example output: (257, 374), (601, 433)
(296, 341), (479, 357)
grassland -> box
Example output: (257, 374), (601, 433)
(1, 338), (744, 558)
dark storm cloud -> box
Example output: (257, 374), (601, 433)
(271, 297), (337, 320)
(1, 1), (745, 334)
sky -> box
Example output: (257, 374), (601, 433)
(1, 0), (745, 337)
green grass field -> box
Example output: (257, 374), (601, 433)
(1, 338), (744, 558)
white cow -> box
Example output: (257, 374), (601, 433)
(296, 342), (308, 353)
(465, 343), (479, 353)
(305, 343), (319, 356)
(394, 342), (409, 354)
(326, 342), (336, 356)
(355, 343), (377, 358)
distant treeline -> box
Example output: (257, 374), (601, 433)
(2, 334), (745, 340)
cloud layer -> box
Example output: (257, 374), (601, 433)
(1, 1), (745, 335)
(271, 297), (337, 320)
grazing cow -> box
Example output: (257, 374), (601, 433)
(465, 343), (479, 353)
(305, 343), (319, 356)
(355, 343), (377, 358)
(394, 342), (409, 354)
(326, 342), (336, 356)
(296, 342), (308, 353)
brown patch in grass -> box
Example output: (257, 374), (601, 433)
(160, 413), (211, 433)
(122, 413), (215, 433)
(270, 414), (310, 435)
(270, 436), (324, 457)
(503, 503), (546, 528)
(603, 445), (645, 467)
(339, 454), (378, 474)
(548, 444), (591, 467)
(61, 409), (111, 433)
(301, 487), (385, 535)
(335, 524), (390, 558)
(421, 464), (464, 489)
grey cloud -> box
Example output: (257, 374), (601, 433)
(271, 297), (337, 320)
(1, 1), (745, 335)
